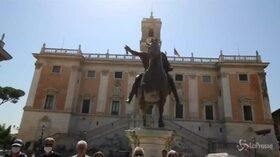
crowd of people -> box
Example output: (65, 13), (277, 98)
(3, 138), (182, 157)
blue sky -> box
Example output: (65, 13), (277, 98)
(0, 0), (279, 131)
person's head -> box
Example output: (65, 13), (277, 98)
(133, 147), (144, 157)
(167, 150), (178, 157)
(161, 149), (167, 157)
(76, 140), (87, 155)
(178, 153), (184, 157)
(93, 151), (104, 157)
(11, 139), (23, 154)
(43, 137), (55, 154)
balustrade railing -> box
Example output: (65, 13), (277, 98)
(40, 47), (263, 64)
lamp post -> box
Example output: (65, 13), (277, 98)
(40, 125), (45, 152)
(251, 137), (257, 157)
(83, 131), (87, 140)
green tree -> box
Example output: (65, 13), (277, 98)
(0, 86), (25, 106)
(0, 124), (14, 150)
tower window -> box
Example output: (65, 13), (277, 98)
(111, 100), (120, 115)
(114, 72), (123, 79)
(44, 95), (55, 110)
(175, 74), (183, 81)
(52, 66), (61, 73)
(239, 74), (248, 81)
(205, 105), (214, 120)
(243, 105), (253, 121)
(81, 99), (90, 113)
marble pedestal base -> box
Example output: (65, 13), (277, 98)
(125, 128), (175, 157)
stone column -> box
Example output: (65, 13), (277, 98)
(64, 66), (80, 112)
(96, 70), (109, 113)
(25, 62), (42, 108)
(220, 72), (232, 120)
(188, 74), (199, 119)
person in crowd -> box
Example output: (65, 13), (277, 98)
(38, 137), (60, 157)
(161, 149), (167, 157)
(132, 147), (144, 157)
(4, 139), (28, 157)
(92, 151), (104, 157)
(178, 153), (184, 157)
(167, 150), (178, 157)
(71, 140), (90, 157)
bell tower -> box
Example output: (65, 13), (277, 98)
(140, 12), (162, 52)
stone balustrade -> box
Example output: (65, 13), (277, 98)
(40, 47), (263, 64)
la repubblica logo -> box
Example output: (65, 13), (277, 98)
(236, 139), (274, 152)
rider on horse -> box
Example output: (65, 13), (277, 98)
(124, 38), (182, 107)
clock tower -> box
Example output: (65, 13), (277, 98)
(140, 12), (162, 52)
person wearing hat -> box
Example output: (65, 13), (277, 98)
(132, 147), (144, 157)
(4, 139), (28, 157)
(38, 137), (60, 157)
(167, 150), (178, 157)
(92, 151), (104, 157)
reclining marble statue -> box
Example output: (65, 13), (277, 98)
(124, 38), (182, 127)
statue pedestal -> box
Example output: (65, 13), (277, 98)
(125, 128), (175, 157)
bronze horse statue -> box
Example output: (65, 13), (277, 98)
(134, 39), (170, 128)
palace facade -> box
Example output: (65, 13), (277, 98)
(18, 14), (279, 157)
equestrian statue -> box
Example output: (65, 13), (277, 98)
(124, 38), (182, 128)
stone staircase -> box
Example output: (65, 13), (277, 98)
(85, 118), (131, 156)
(83, 117), (214, 156)
(165, 120), (209, 157)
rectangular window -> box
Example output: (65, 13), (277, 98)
(175, 104), (183, 118)
(52, 66), (61, 73)
(205, 105), (213, 120)
(243, 105), (253, 121)
(175, 74), (183, 81)
(115, 72), (123, 79)
(44, 95), (55, 110)
(87, 70), (96, 78)
(203, 75), (212, 83)
(147, 106), (153, 115)
(239, 74), (248, 81)
(81, 99), (90, 113)
(111, 101), (120, 115)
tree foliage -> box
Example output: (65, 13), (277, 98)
(0, 86), (25, 106)
(0, 124), (14, 150)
